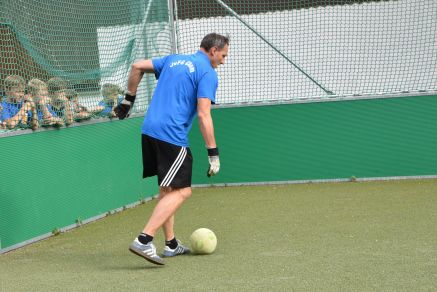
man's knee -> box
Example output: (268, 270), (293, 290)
(178, 187), (192, 200)
(159, 186), (191, 200)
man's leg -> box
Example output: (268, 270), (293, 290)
(143, 186), (192, 236)
(163, 215), (175, 241)
(155, 187), (192, 257)
(154, 187), (175, 241)
(129, 187), (191, 265)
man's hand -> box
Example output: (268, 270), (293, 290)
(115, 93), (136, 120)
(207, 147), (220, 177)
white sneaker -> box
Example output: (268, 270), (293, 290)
(162, 240), (191, 257)
(129, 238), (165, 265)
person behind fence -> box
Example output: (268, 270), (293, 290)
(115, 32), (229, 265)
(97, 83), (124, 118)
(0, 103), (5, 130)
(1, 75), (39, 130)
(47, 77), (74, 125)
(27, 78), (64, 127)
(64, 89), (94, 121)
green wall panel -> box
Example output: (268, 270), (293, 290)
(0, 117), (157, 250)
(1, 95), (436, 251)
(190, 95), (437, 184)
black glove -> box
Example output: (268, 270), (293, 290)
(114, 93), (136, 120)
(206, 147), (220, 177)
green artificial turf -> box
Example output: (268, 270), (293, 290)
(1, 179), (436, 291)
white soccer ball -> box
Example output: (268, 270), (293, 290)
(189, 228), (217, 254)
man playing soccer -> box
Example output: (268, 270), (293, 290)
(115, 33), (229, 265)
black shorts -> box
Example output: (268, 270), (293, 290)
(142, 134), (193, 188)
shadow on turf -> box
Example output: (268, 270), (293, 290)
(105, 263), (164, 270)
(106, 253), (212, 270)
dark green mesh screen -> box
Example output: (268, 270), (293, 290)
(0, 0), (171, 132)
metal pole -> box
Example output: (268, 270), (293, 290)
(168, 0), (178, 54)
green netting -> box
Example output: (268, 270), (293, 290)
(175, 0), (437, 104)
(0, 0), (171, 132)
(1, 0), (437, 132)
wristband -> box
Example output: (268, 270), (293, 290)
(125, 93), (136, 103)
(207, 147), (219, 156)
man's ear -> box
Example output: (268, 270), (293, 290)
(209, 46), (217, 55)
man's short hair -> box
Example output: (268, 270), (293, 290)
(4, 75), (25, 91)
(200, 33), (229, 51)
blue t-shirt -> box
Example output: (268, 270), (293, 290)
(141, 50), (218, 147)
(1, 99), (33, 124)
(37, 104), (58, 121)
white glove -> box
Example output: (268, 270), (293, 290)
(207, 148), (220, 177)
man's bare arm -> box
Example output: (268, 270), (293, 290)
(127, 60), (154, 95)
(197, 97), (216, 148)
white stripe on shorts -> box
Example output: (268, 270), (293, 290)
(160, 147), (187, 187)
